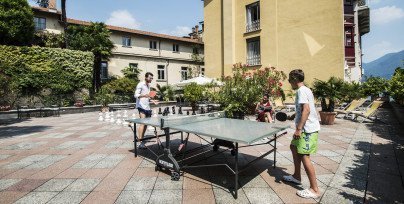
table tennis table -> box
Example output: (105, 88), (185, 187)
(127, 112), (289, 198)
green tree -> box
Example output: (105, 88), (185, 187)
(0, 0), (35, 46)
(389, 67), (404, 105)
(184, 83), (205, 110)
(361, 77), (388, 100)
(67, 23), (115, 93)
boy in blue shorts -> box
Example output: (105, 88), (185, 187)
(283, 69), (321, 199)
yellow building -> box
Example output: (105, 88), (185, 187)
(203, 0), (370, 84)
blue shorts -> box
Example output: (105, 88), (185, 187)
(137, 107), (152, 117)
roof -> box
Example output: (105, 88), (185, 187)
(32, 6), (203, 45)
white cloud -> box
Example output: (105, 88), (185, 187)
(160, 26), (192, 37)
(363, 41), (401, 62)
(372, 6), (404, 25)
(106, 10), (141, 29)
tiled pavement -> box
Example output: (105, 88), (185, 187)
(0, 107), (403, 203)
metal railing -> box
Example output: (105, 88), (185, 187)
(246, 20), (260, 33)
(247, 55), (261, 66)
(358, 0), (368, 7)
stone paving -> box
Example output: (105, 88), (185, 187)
(0, 107), (403, 204)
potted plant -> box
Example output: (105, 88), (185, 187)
(95, 85), (114, 112)
(312, 77), (344, 125)
(218, 63), (286, 119)
(184, 83), (205, 112)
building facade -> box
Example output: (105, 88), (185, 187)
(203, 0), (369, 84)
(32, 6), (204, 88)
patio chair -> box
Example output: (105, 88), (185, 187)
(335, 98), (366, 117)
(349, 100), (384, 123)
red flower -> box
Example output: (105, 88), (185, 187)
(279, 82), (283, 87)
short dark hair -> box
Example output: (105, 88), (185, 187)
(289, 69), (305, 82)
(145, 72), (153, 78)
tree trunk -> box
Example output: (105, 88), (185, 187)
(61, 0), (67, 48)
(93, 55), (102, 93)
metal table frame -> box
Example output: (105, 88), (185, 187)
(130, 116), (288, 199)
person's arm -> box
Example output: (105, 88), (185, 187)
(294, 103), (310, 139)
(293, 89), (310, 139)
(134, 84), (149, 99)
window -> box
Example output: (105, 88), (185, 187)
(246, 2), (260, 32)
(157, 65), (166, 80)
(129, 63), (138, 69)
(150, 41), (157, 50)
(201, 67), (205, 76)
(34, 17), (46, 31)
(344, 0), (353, 5)
(181, 67), (188, 81)
(193, 47), (199, 54)
(173, 44), (179, 52)
(100, 62), (108, 79)
(122, 36), (131, 47)
(345, 26), (354, 47)
(246, 38), (261, 66)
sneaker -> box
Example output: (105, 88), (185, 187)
(138, 142), (147, 149)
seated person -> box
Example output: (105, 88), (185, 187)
(256, 94), (274, 123)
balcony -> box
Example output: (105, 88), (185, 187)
(247, 54), (261, 66)
(358, 0), (370, 35)
(246, 20), (260, 33)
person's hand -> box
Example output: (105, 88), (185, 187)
(293, 129), (302, 140)
(151, 100), (159, 105)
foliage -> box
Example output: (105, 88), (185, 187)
(389, 67), (404, 105)
(95, 85), (114, 107)
(33, 31), (65, 48)
(121, 66), (141, 81)
(312, 77), (344, 112)
(0, 45), (93, 107)
(361, 76), (388, 99)
(157, 84), (175, 101)
(218, 63), (287, 117)
(67, 22), (115, 91)
(95, 66), (141, 104)
(0, 0), (35, 46)
(184, 83), (206, 109)
(340, 81), (364, 103)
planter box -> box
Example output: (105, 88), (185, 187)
(319, 111), (337, 125)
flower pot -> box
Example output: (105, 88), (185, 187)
(319, 111), (336, 125)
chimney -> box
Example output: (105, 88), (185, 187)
(195, 25), (199, 34)
(48, 0), (57, 9)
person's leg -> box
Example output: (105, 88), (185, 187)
(138, 112), (146, 140)
(290, 144), (302, 181)
(265, 112), (273, 123)
(301, 154), (320, 194)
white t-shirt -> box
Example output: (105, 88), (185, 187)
(134, 81), (151, 110)
(295, 86), (321, 133)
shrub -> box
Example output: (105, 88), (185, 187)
(361, 77), (388, 100)
(218, 63), (287, 117)
(312, 77), (344, 112)
(184, 83), (206, 110)
(389, 68), (404, 105)
(0, 45), (93, 107)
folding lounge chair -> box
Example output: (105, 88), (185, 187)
(349, 101), (384, 123)
(273, 98), (286, 111)
(335, 98), (366, 117)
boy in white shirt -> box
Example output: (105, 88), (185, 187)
(283, 69), (321, 199)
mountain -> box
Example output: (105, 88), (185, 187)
(363, 50), (404, 79)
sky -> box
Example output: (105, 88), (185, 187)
(28, 0), (403, 63)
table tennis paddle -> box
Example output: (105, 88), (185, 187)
(149, 91), (157, 98)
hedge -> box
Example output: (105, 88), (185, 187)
(0, 45), (94, 107)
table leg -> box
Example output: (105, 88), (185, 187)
(134, 123), (138, 157)
(274, 136), (277, 168)
(235, 142), (239, 199)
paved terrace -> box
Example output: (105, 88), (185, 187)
(0, 107), (403, 204)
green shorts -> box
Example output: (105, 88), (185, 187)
(291, 131), (318, 155)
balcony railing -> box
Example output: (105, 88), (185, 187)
(246, 20), (260, 33)
(358, 0), (367, 7)
(247, 54), (261, 66)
